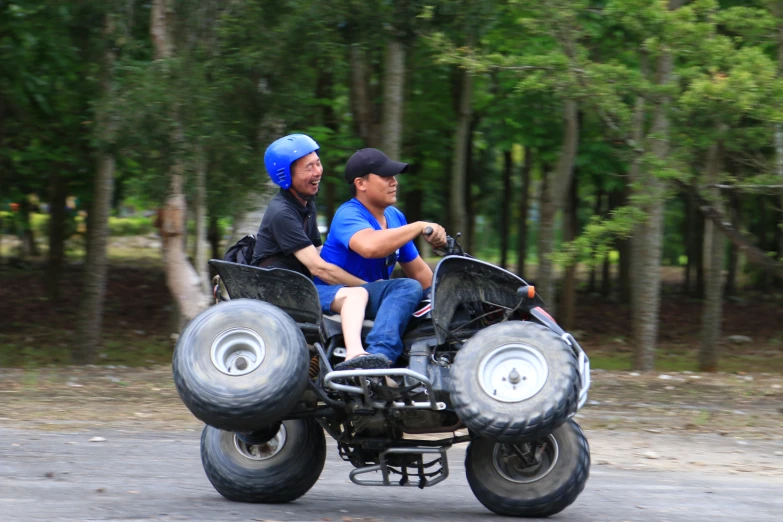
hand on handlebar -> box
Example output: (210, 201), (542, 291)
(421, 222), (447, 248)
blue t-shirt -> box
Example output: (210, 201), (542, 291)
(317, 199), (419, 283)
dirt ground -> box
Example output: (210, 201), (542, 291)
(1, 365), (782, 479)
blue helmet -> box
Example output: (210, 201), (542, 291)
(264, 134), (320, 189)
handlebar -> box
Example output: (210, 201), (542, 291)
(422, 224), (467, 257)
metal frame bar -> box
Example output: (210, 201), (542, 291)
(323, 368), (446, 411)
(349, 446), (449, 487)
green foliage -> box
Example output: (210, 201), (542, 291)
(3, 0), (782, 286)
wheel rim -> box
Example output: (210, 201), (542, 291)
(492, 435), (559, 484)
(233, 424), (287, 461)
(210, 327), (266, 376)
(477, 343), (548, 402)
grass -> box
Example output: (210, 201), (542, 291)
(0, 332), (173, 368)
(587, 344), (783, 373)
(2, 322), (780, 373)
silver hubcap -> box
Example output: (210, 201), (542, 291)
(477, 344), (548, 402)
(492, 435), (559, 484)
(210, 328), (266, 376)
(233, 425), (287, 461)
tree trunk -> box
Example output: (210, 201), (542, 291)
(193, 149), (209, 293)
(724, 190), (741, 296)
(19, 199), (37, 258)
(776, 6), (783, 285)
(601, 189), (615, 298)
(613, 188), (631, 303)
(537, 99), (579, 315)
(381, 38), (405, 159)
(500, 150), (513, 269)
(700, 139), (725, 372)
(316, 67), (338, 226)
(450, 66), (473, 249)
(72, 13), (117, 365)
(73, 153), (114, 364)
(517, 147), (532, 278)
(160, 173), (209, 323)
(674, 180), (783, 279)
(693, 196), (706, 297)
(46, 169), (68, 300)
(630, 41), (674, 371)
(229, 188), (273, 245)
(756, 196), (769, 289)
(349, 45), (380, 148)
(151, 0), (208, 325)
(464, 115), (481, 254)
(560, 175), (578, 331)
(403, 157), (424, 252)
(537, 169), (555, 301)
(207, 215), (220, 260)
(151, 0), (174, 60)
(588, 189), (603, 293)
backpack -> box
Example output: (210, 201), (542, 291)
(223, 234), (257, 265)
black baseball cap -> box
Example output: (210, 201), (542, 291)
(344, 148), (409, 184)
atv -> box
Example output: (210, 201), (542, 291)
(172, 233), (591, 518)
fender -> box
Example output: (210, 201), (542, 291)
(430, 256), (534, 344)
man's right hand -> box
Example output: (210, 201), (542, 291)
(420, 222), (447, 248)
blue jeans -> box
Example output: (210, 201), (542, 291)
(362, 279), (422, 364)
(315, 279), (422, 364)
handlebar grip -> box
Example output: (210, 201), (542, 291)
(424, 226), (433, 236)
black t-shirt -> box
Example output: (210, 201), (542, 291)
(251, 189), (322, 278)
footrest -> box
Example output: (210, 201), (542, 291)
(349, 446), (449, 487)
(323, 368), (446, 411)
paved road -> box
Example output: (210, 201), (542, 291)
(1, 427), (781, 522)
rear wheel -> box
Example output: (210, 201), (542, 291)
(465, 420), (590, 518)
(450, 321), (579, 443)
(201, 419), (326, 503)
(173, 299), (309, 432)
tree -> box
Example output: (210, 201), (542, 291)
(73, 7), (121, 364)
(149, 0), (209, 324)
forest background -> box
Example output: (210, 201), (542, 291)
(1, 0), (782, 373)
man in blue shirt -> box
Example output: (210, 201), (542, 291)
(318, 148), (447, 367)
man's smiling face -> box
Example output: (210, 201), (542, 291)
(290, 151), (323, 199)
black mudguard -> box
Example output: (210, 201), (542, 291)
(431, 256), (533, 344)
(208, 260), (321, 328)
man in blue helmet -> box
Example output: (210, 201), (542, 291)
(252, 134), (422, 371)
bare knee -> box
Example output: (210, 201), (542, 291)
(345, 286), (369, 306)
(332, 286), (368, 313)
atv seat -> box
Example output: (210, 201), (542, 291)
(322, 314), (375, 340)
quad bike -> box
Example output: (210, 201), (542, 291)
(172, 232), (591, 518)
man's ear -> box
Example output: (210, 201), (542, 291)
(354, 178), (365, 193)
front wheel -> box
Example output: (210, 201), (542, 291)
(450, 321), (579, 443)
(465, 419), (590, 518)
(201, 419), (326, 503)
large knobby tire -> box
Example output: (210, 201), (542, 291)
(466, 419), (590, 518)
(173, 299), (309, 432)
(450, 321), (579, 443)
(201, 419), (326, 503)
